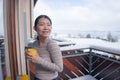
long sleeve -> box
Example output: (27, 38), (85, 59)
(37, 40), (63, 72)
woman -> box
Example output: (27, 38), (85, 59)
(27, 15), (63, 80)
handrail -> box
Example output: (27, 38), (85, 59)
(90, 45), (120, 56)
(59, 44), (120, 80)
(60, 44), (120, 56)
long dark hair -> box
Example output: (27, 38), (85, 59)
(34, 15), (52, 27)
(34, 15), (52, 40)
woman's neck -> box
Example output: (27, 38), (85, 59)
(38, 36), (49, 46)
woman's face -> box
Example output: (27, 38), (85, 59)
(35, 17), (52, 38)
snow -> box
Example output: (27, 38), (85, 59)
(59, 38), (120, 55)
(69, 75), (97, 80)
(57, 41), (75, 46)
(60, 44), (90, 51)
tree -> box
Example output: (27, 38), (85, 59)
(86, 34), (91, 38)
(111, 36), (118, 42)
(107, 32), (112, 42)
(78, 33), (84, 38)
(68, 34), (72, 38)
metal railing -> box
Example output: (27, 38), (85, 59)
(59, 45), (120, 80)
(0, 46), (4, 80)
(0, 44), (120, 80)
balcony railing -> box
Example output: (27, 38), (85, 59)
(59, 44), (120, 80)
(0, 43), (120, 80)
(0, 45), (5, 80)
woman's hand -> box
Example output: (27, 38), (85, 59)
(27, 53), (39, 63)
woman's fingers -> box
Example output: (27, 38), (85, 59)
(26, 53), (39, 63)
(27, 55), (33, 60)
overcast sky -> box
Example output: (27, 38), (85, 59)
(34, 0), (120, 33)
(0, 0), (120, 35)
(0, 0), (3, 35)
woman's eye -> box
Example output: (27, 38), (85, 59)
(37, 23), (44, 26)
(40, 24), (44, 26)
(37, 23), (51, 27)
(47, 24), (51, 26)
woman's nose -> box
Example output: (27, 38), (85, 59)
(44, 25), (47, 28)
(44, 25), (49, 29)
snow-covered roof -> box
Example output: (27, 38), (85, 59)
(90, 45), (120, 55)
(60, 44), (90, 51)
(60, 38), (120, 55)
(57, 41), (75, 46)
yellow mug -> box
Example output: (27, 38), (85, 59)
(27, 48), (37, 55)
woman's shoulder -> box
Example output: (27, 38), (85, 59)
(47, 38), (60, 50)
(47, 38), (59, 47)
(48, 38), (57, 44)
